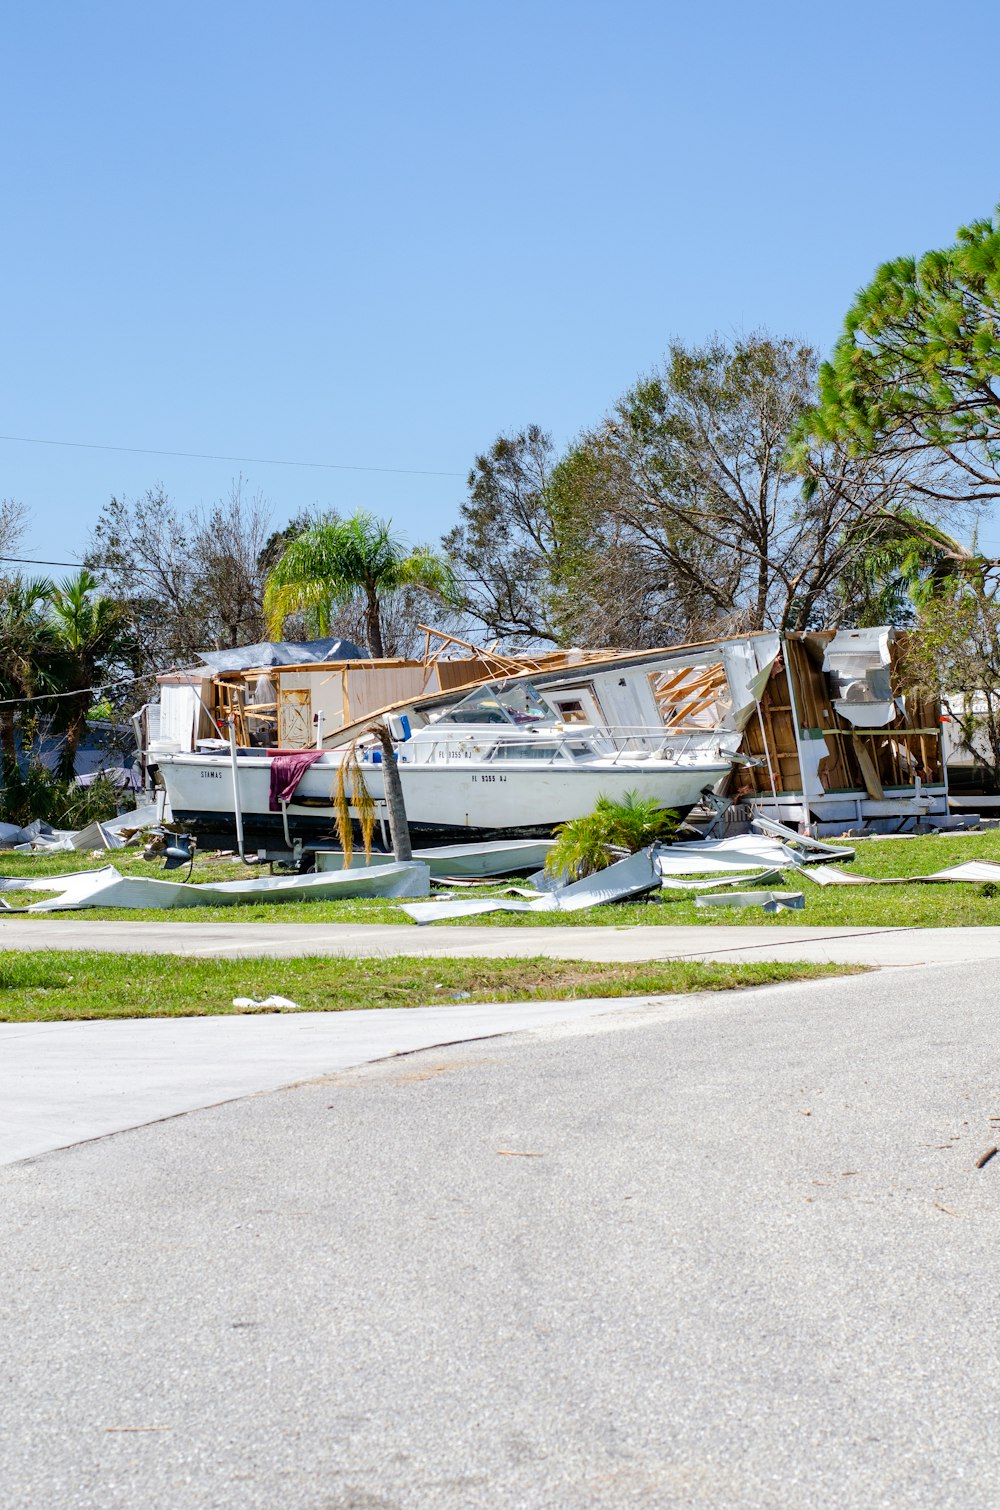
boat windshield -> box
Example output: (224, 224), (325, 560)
(490, 741), (557, 761)
(434, 681), (556, 727)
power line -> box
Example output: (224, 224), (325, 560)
(0, 667), (160, 710)
(1, 554), (86, 567)
(0, 431), (465, 479)
(0, 552), (542, 585)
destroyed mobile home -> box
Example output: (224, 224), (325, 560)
(140, 625), (950, 855)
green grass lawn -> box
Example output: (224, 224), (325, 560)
(2, 830), (1000, 927)
(0, 951), (863, 1022)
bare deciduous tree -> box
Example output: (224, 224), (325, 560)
(444, 427), (570, 645)
(453, 336), (970, 653)
(87, 478), (279, 670)
(0, 498), (29, 563)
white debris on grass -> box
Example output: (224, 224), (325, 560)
(802, 860), (1000, 886)
(694, 889), (806, 912)
(401, 848), (661, 924)
(231, 995), (304, 1011)
(0, 861), (431, 912)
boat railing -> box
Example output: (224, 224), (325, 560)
(404, 725), (725, 766)
(595, 728), (722, 765)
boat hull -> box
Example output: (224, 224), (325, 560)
(157, 751), (732, 848)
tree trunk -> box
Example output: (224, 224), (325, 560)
(373, 722), (412, 861)
(0, 707), (18, 790)
(365, 586), (385, 659)
(58, 699), (89, 781)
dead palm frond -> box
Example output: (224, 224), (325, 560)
(332, 742), (376, 866)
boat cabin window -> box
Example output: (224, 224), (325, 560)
(490, 741), (556, 761)
(434, 681), (555, 727)
(553, 698), (588, 724)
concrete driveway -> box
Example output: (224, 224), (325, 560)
(0, 990), (706, 1166)
(3, 960), (1000, 1507)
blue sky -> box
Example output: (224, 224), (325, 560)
(4, 0), (1000, 566)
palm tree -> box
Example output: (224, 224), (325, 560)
(838, 510), (984, 625)
(0, 575), (57, 779)
(45, 570), (132, 778)
(264, 511), (457, 658)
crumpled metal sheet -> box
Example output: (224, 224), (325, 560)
(655, 836), (800, 875)
(657, 868), (786, 892)
(401, 848), (660, 924)
(695, 890), (806, 912)
(1, 818), (78, 854)
(0, 861), (430, 912)
(316, 839), (555, 880)
(532, 835), (808, 892)
(750, 816), (856, 863)
(803, 861), (1000, 887)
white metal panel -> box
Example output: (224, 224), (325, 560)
(159, 683), (203, 751)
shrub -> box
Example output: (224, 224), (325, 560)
(544, 791), (678, 882)
(0, 762), (134, 831)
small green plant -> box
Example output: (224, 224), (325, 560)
(544, 790), (679, 882)
(0, 761), (133, 830)
(61, 773), (136, 829)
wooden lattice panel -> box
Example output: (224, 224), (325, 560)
(216, 682), (248, 746)
(648, 663), (730, 730)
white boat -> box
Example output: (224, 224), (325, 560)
(151, 678), (738, 850)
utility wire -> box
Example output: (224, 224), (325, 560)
(0, 668), (160, 710)
(0, 432), (464, 479)
(0, 552), (546, 585)
(1, 554), (87, 567)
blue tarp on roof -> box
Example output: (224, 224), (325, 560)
(195, 637), (367, 671)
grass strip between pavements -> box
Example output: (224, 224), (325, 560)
(0, 952), (867, 1022)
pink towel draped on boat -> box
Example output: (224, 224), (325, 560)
(268, 750), (324, 811)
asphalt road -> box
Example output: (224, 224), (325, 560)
(4, 961), (1000, 1508)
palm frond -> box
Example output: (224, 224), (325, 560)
(331, 743), (376, 865)
(333, 755), (353, 865)
(395, 548), (460, 604)
(263, 510), (457, 639)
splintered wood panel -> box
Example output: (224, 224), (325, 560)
(784, 635), (861, 793)
(648, 663), (730, 729)
(786, 631), (943, 791)
(278, 687), (312, 749)
(738, 660), (801, 794)
(890, 635), (944, 781)
(216, 682), (248, 746)
(435, 658), (496, 693)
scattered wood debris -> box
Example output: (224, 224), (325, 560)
(975, 1146), (998, 1169)
(105, 1426), (172, 1433)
